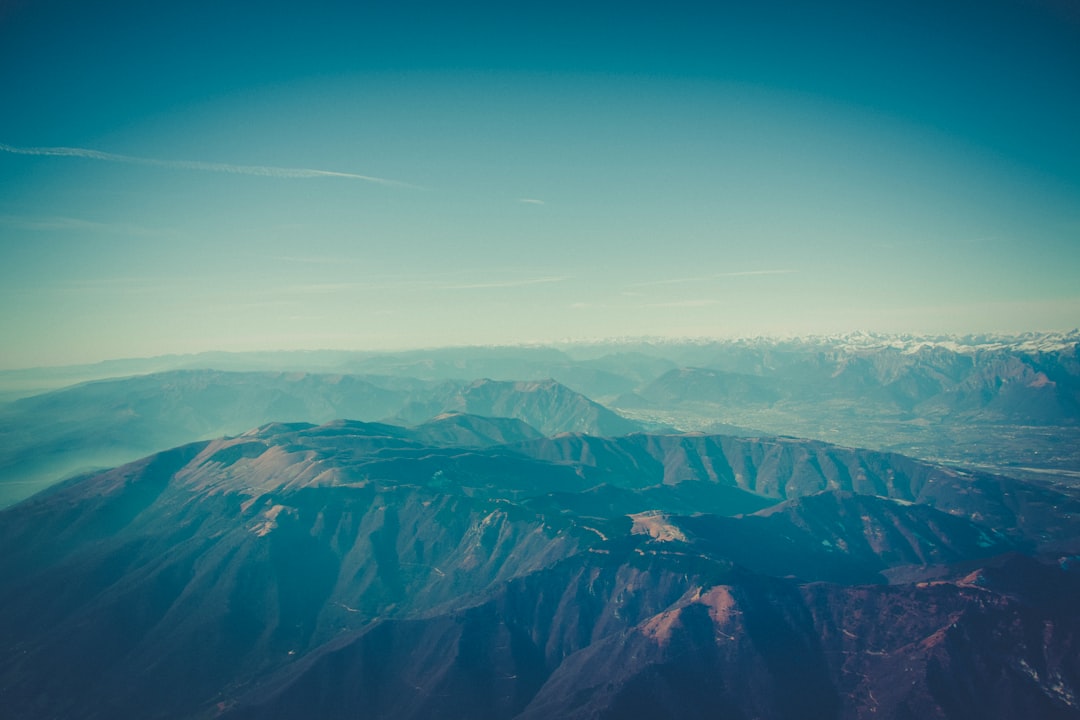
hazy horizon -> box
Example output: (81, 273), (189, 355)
(3, 1), (1078, 369)
(2, 328), (1079, 376)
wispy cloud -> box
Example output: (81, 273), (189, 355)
(283, 283), (360, 295)
(441, 276), (568, 290)
(567, 298), (720, 310)
(517, 198), (545, 205)
(47, 277), (191, 295)
(0, 142), (414, 187)
(271, 255), (361, 265)
(714, 269), (797, 277)
(628, 277), (705, 288)
(627, 270), (796, 288)
(644, 299), (721, 308)
(0, 214), (177, 237)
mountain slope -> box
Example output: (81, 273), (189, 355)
(1, 423), (1077, 719)
(507, 432), (1080, 549)
(516, 558), (1080, 720)
(410, 412), (545, 447)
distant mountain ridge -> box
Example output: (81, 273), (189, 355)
(394, 378), (642, 436)
(3, 330), (1076, 396)
(2, 333), (1079, 520)
(0, 371), (643, 507)
(618, 340), (1080, 424)
(556, 329), (1080, 355)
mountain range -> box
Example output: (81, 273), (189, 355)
(2, 333), (1077, 507)
(0, 372), (639, 507)
(1, 334), (1079, 718)
(1, 416), (1078, 719)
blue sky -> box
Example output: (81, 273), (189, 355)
(1, 0), (1079, 367)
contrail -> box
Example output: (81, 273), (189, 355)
(0, 142), (414, 187)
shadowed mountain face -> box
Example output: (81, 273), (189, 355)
(410, 411), (545, 447)
(1, 421), (1078, 720)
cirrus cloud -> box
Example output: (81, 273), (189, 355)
(0, 142), (415, 187)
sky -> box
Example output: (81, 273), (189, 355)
(1, 0), (1079, 368)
